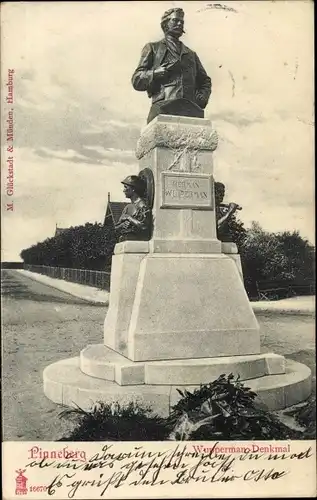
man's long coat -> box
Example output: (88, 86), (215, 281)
(131, 39), (211, 109)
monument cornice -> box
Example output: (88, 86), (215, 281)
(136, 119), (219, 159)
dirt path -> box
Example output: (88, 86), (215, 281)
(2, 270), (105, 441)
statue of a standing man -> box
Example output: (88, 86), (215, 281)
(132, 8), (212, 123)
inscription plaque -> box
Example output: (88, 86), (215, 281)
(160, 172), (213, 209)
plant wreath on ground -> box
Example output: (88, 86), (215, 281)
(59, 374), (311, 441)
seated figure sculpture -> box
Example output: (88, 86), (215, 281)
(131, 8), (212, 123)
(115, 173), (153, 242)
(215, 181), (242, 242)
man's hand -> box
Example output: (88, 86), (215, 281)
(115, 219), (131, 231)
(123, 215), (134, 223)
(154, 66), (168, 79)
(195, 92), (208, 109)
(118, 221), (131, 230)
(228, 202), (241, 214)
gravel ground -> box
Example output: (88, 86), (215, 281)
(2, 270), (104, 441)
(2, 269), (315, 441)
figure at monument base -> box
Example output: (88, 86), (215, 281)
(114, 172), (154, 242)
(215, 181), (242, 243)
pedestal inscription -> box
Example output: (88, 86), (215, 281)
(160, 171), (213, 209)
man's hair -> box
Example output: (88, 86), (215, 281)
(121, 175), (146, 197)
(160, 8), (184, 33)
(215, 182), (226, 203)
(215, 182), (225, 192)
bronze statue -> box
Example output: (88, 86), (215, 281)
(215, 182), (241, 242)
(132, 8), (212, 123)
(115, 170), (154, 241)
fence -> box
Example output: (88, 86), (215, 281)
(256, 281), (315, 301)
(24, 265), (111, 290)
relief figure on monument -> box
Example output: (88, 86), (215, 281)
(131, 8), (212, 123)
(215, 181), (242, 242)
(115, 169), (154, 242)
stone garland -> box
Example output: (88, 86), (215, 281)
(135, 123), (218, 159)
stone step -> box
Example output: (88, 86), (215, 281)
(80, 344), (285, 386)
(43, 356), (311, 416)
(80, 345), (144, 385)
(44, 357), (171, 417)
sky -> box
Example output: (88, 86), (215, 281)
(1, 1), (314, 261)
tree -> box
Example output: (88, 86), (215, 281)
(20, 222), (116, 270)
(226, 213), (247, 249)
(239, 222), (315, 298)
(20, 215), (315, 301)
(275, 230), (315, 287)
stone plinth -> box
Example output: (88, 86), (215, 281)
(136, 115), (221, 255)
(80, 344), (285, 386)
(104, 115), (260, 361)
(147, 98), (205, 123)
(44, 357), (311, 416)
(43, 114), (312, 416)
(104, 250), (260, 361)
(221, 242), (243, 279)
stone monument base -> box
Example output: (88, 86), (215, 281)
(42, 111), (312, 419)
(42, 244), (311, 416)
(43, 350), (311, 417)
(103, 250), (260, 361)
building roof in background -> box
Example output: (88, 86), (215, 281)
(104, 202), (127, 226)
(55, 227), (69, 236)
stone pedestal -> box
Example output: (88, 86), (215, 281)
(43, 115), (311, 415)
(136, 115), (221, 255)
(104, 249), (259, 361)
(104, 116), (259, 361)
